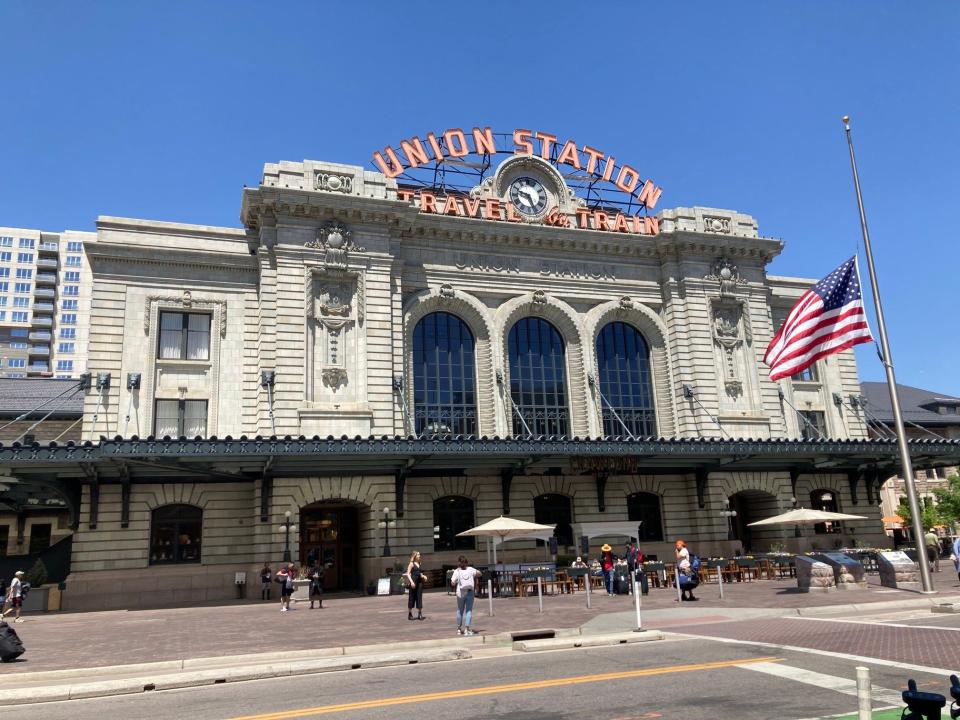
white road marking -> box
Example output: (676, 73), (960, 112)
(739, 661), (903, 705)
(793, 616), (960, 632)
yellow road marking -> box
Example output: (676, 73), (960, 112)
(229, 655), (782, 720)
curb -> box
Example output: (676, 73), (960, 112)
(513, 630), (664, 652)
(793, 595), (960, 617)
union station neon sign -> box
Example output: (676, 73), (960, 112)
(372, 127), (663, 236)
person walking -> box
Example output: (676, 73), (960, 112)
(924, 529), (941, 572)
(600, 544), (615, 596)
(405, 551), (425, 621)
(625, 541), (641, 594)
(309, 562), (325, 609)
(675, 539), (698, 601)
(952, 536), (960, 584)
(260, 563), (273, 601)
(2, 570), (25, 623)
(450, 555), (480, 635)
(276, 564), (295, 612)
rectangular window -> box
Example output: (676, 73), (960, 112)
(11, 311), (28, 322)
(59, 328), (76, 339)
(0, 252), (10, 262)
(154, 399), (208, 437)
(56, 360), (74, 371)
(28, 523), (51, 554)
(13, 297), (29, 308)
(0, 525), (7, 556)
(0, 236), (12, 247)
(66, 255), (82, 267)
(61, 313), (77, 325)
(8, 359), (25, 368)
(0, 297), (5, 306)
(10, 342), (27, 349)
(58, 342), (75, 353)
(17, 253), (33, 263)
(61, 299), (78, 310)
(67, 241), (83, 252)
(791, 365), (819, 382)
(0, 282), (6, 292)
(55, 374), (71, 379)
(5, 373), (25, 378)
(158, 312), (211, 361)
(16, 269), (32, 279)
(14, 282), (30, 293)
(63, 271), (80, 282)
(798, 410), (827, 440)
(0, 311), (5, 321)
(19, 238), (35, 249)
(11, 328), (27, 337)
(0, 268), (9, 277)
(62, 285), (79, 296)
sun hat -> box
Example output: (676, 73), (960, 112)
(14, 570), (24, 576)
(601, 543), (612, 552)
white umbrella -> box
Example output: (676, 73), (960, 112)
(747, 508), (867, 527)
(457, 516), (556, 568)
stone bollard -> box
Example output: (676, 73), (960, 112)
(795, 556), (836, 593)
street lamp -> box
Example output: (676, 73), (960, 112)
(378, 507), (395, 557)
(276, 510), (298, 563)
(721, 500), (738, 541)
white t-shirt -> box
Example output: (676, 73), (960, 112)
(450, 567), (478, 597)
(677, 547), (691, 572)
(10, 577), (22, 598)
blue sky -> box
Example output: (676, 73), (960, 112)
(2, 2), (958, 395)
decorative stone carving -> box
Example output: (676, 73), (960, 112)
(618, 296), (634, 312)
(317, 277), (354, 317)
(712, 301), (746, 397)
(705, 258), (745, 297)
(703, 216), (731, 234)
(144, 295), (227, 336)
(532, 290), (547, 305)
(314, 172), (354, 194)
(321, 367), (348, 391)
(438, 283), (455, 301)
(304, 221), (361, 270)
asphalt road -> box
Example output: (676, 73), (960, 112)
(16, 633), (952, 720)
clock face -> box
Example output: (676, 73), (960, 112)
(509, 176), (548, 216)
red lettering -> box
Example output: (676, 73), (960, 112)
(444, 128), (469, 157)
(575, 208), (592, 228)
(462, 197), (482, 217)
(397, 189), (414, 202)
(613, 213), (630, 233)
(615, 164), (639, 194)
(513, 128), (534, 155)
(601, 156), (616, 182)
(420, 192), (438, 214)
(399, 137), (429, 168)
(556, 140), (581, 169)
(631, 215), (641, 234)
(441, 196), (461, 215)
(505, 202), (522, 222)
(472, 126), (496, 155)
(582, 146), (604, 175)
(484, 198), (502, 220)
(372, 147), (403, 178)
(637, 180), (663, 210)
(643, 216), (660, 235)
(593, 211), (610, 231)
(425, 132), (444, 161)
(535, 131), (557, 160)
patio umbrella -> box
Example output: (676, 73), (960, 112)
(747, 508), (867, 527)
(881, 515), (904, 525)
(457, 516), (556, 568)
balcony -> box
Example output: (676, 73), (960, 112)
(35, 272), (57, 285)
(28, 345), (50, 356)
(33, 287), (55, 300)
(32, 302), (54, 313)
(31, 316), (52, 328)
(27, 364), (49, 373)
(38, 242), (59, 254)
(28, 331), (51, 342)
(36, 258), (58, 270)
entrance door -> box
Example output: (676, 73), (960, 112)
(299, 505), (359, 591)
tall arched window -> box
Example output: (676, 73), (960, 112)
(810, 489), (841, 534)
(596, 322), (655, 437)
(508, 317), (569, 437)
(534, 494), (573, 547)
(627, 492), (664, 542)
(433, 496), (475, 551)
(149, 504), (202, 565)
(412, 312), (477, 436)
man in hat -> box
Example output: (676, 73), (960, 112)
(600, 544), (615, 596)
(2, 570), (26, 623)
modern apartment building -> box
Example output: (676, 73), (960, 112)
(0, 227), (93, 380)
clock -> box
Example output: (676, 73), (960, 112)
(509, 176), (548, 216)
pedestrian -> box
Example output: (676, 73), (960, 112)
(952, 536), (960, 584)
(450, 555), (480, 636)
(625, 541), (641, 593)
(570, 556), (587, 569)
(600, 544), (615, 596)
(675, 539), (698, 601)
(2, 570), (25, 623)
(276, 564), (295, 612)
(308, 561), (325, 609)
(405, 551), (425, 621)
(260, 563), (273, 601)
(924, 529), (941, 572)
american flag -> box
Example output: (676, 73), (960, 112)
(764, 256), (873, 382)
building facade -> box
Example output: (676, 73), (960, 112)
(3, 141), (958, 610)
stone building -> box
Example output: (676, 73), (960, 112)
(2, 145), (958, 610)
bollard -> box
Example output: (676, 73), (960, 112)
(537, 576), (543, 614)
(676, 570), (683, 603)
(487, 578), (494, 617)
(633, 580), (644, 632)
(718, 564), (724, 599)
(856, 666), (871, 720)
(585, 573), (592, 609)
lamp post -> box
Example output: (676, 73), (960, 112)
(378, 507), (394, 557)
(721, 500), (738, 541)
(277, 510), (298, 563)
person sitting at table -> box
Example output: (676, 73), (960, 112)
(571, 557), (587, 569)
(600, 544), (616, 596)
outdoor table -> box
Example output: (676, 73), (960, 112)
(734, 558), (757, 581)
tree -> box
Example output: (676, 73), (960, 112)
(933, 475), (960, 528)
(895, 497), (942, 533)
(24, 558), (49, 588)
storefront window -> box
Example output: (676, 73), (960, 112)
(433, 496), (475, 551)
(150, 504), (202, 564)
(28, 523), (51, 554)
(627, 492), (663, 542)
(508, 317), (569, 437)
(534, 494), (573, 547)
(412, 312), (477, 436)
(596, 322), (655, 437)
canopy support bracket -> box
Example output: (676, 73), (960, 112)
(695, 468), (708, 509)
(595, 472), (608, 512)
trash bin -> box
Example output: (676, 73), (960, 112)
(235, 571), (247, 599)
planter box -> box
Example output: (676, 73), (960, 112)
(22, 587), (50, 613)
(291, 578), (311, 603)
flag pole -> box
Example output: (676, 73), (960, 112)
(842, 116), (934, 594)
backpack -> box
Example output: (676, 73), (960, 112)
(19, 582), (31, 599)
(690, 555), (701, 575)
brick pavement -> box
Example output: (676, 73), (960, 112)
(6, 571), (960, 674)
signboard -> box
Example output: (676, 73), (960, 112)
(376, 577), (391, 596)
(823, 553), (860, 566)
(880, 551), (913, 564)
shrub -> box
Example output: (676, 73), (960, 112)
(25, 558), (49, 588)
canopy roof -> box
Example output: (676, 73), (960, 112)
(747, 508), (867, 527)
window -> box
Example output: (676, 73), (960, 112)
(10, 342), (26, 349)
(154, 399), (208, 437)
(534, 494), (573, 547)
(28, 523), (51, 554)
(67, 241), (83, 252)
(627, 492), (664, 542)
(30, 361), (48, 370)
(11, 311), (27, 322)
(412, 312), (477, 436)
(158, 312), (210, 361)
(810, 490), (842, 534)
(11, 328), (27, 337)
(0, 268), (9, 277)
(61, 313), (77, 324)
(797, 410), (827, 440)
(61, 299), (78, 310)
(56, 360), (73, 371)
(62, 285), (79, 296)
(14, 283), (30, 294)
(0, 282), (7, 292)
(16, 269), (32, 279)
(17, 253), (33, 263)
(63, 271), (80, 282)
(58, 342), (75, 353)
(55, 374), (71, 379)
(507, 317), (569, 437)
(0, 311), (5, 321)
(18, 238), (35, 249)
(0, 525), (7, 556)
(5, 373), (25, 378)
(0, 236), (12, 247)
(596, 322), (656, 437)
(0, 297), (5, 306)
(59, 328), (76, 339)
(433, 496), (476, 551)
(13, 297), (28, 308)
(791, 364), (819, 382)
(0, 252), (10, 262)
(149, 504), (202, 565)
(65, 255), (81, 267)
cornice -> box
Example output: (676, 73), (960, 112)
(85, 244), (260, 274)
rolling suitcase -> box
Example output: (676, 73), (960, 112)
(615, 574), (630, 595)
(0, 621), (25, 662)
(635, 569), (649, 595)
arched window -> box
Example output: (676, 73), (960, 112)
(412, 312), (477, 436)
(534, 494), (573, 547)
(810, 489), (841, 534)
(433, 496), (475, 551)
(508, 317), (569, 437)
(627, 492), (664, 542)
(149, 504), (202, 565)
(596, 322), (655, 437)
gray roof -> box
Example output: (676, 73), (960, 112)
(861, 381), (960, 426)
(0, 378), (84, 417)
